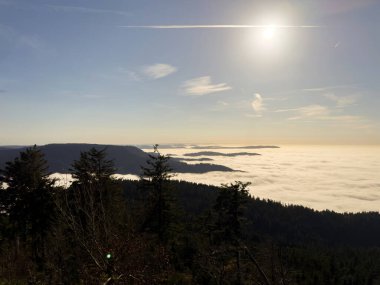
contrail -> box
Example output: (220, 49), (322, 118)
(119, 24), (320, 29)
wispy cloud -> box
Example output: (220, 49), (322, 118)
(292, 105), (330, 120)
(276, 105), (327, 114)
(218, 100), (229, 107)
(251, 93), (265, 114)
(275, 104), (368, 126)
(302, 84), (356, 92)
(47, 5), (130, 16)
(96, 64), (176, 83)
(276, 104), (330, 120)
(325, 115), (364, 123)
(324, 93), (356, 108)
(116, 67), (141, 81)
(245, 113), (263, 118)
(120, 24), (320, 29)
(209, 100), (230, 112)
(265, 97), (288, 102)
(119, 25), (321, 29)
(182, 76), (231, 96)
(142, 63), (177, 79)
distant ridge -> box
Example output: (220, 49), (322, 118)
(137, 144), (280, 149)
(0, 145), (27, 150)
(177, 157), (214, 162)
(190, 145), (280, 150)
(183, 151), (261, 157)
(0, 143), (235, 174)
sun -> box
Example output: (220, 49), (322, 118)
(245, 16), (289, 59)
(262, 25), (276, 40)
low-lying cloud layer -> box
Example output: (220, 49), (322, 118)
(164, 146), (380, 213)
(52, 146), (380, 213)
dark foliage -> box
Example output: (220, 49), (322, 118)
(139, 145), (180, 243)
(0, 146), (56, 274)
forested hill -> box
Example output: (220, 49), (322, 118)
(123, 180), (380, 248)
(0, 143), (234, 174)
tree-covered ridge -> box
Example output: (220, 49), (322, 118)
(0, 144), (235, 174)
(182, 152), (261, 157)
(0, 146), (379, 284)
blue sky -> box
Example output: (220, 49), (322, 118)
(1, 0), (379, 145)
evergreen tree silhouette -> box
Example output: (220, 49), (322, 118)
(1, 145), (55, 269)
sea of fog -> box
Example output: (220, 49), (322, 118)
(52, 145), (380, 213)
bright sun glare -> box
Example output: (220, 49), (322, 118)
(262, 25), (276, 40)
(248, 20), (287, 57)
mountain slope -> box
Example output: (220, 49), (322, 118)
(0, 143), (234, 174)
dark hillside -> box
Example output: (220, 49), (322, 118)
(0, 144), (234, 174)
(122, 179), (380, 247)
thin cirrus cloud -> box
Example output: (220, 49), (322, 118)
(302, 84), (356, 92)
(302, 84), (357, 108)
(47, 5), (130, 16)
(119, 69), (141, 82)
(142, 63), (177, 79)
(324, 93), (356, 108)
(182, 76), (231, 96)
(119, 24), (320, 29)
(276, 104), (330, 120)
(294, 105), (330, 118)
(275, 104), (367, 125)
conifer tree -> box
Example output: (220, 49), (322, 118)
(57, 147), (125, 283)
(0, 145), (55, 268)
(70, 147), (115, 185)
(140, 145), (177, 243)
(210, 181), (251, 285)
(67, 147), (117, 237)
(213, 181), (250, 245)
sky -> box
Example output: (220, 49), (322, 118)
(1, 0), (380, 145)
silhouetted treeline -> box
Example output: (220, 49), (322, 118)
(1, 145), (380, 284)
